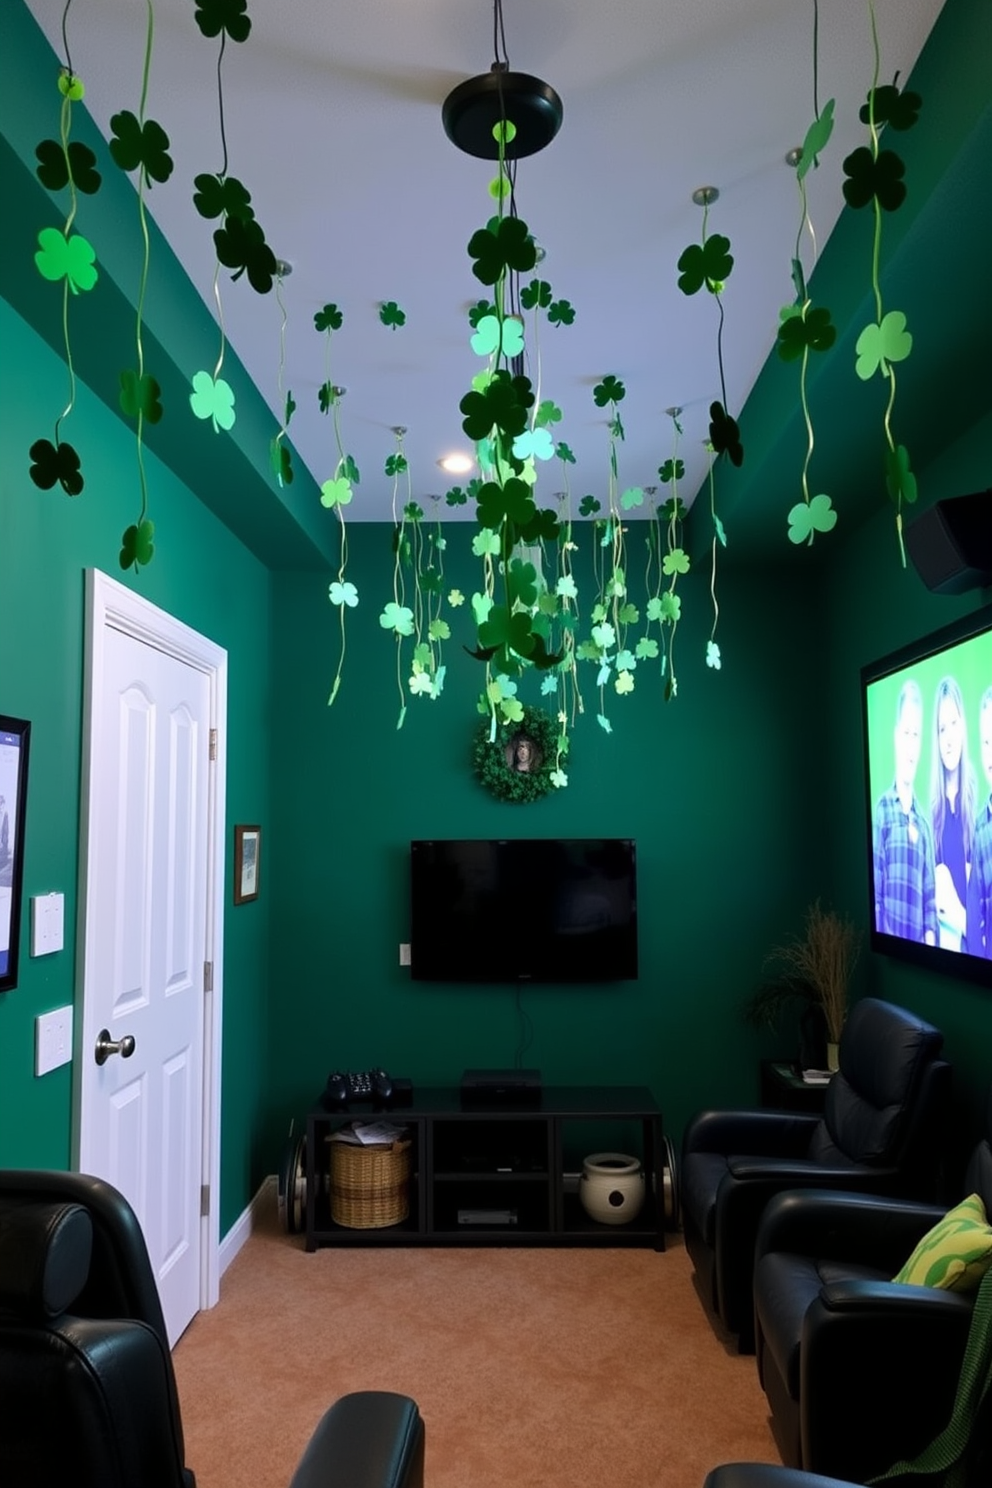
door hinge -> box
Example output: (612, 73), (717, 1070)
(200, 1184), (210, 1218)
(209, 728), (218, 762)
(204, 961), (213, 994)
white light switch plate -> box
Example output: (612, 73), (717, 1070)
(36, 1006), (73, 1076)
(399, 943), (411, 966)
(31, 892), (65, 956)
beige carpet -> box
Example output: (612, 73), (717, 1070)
(173, 1197), (779, 1488)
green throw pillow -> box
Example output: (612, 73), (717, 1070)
(892, 1192), (992, 1293)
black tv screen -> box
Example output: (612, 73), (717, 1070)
(862, 604), (992, 981)
(409, 838), (638, 984)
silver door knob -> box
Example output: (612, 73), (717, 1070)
(94, 1028), (136, 1066)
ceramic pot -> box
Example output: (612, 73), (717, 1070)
(579, 1152), (644, 1225)
(826, 1041), (840, 1073)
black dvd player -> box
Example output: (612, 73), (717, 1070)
(460, 1068), (542, 1104)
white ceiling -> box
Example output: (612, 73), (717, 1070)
(23, 0), (945, 522)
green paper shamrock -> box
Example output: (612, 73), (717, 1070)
(535, 401), (562, 428)
(855, 310), (912, 380)
(548, 300), (575, 326)
(658, 459), (685, 484)
(193, 0), (251, 43)
(519, 508), (560, 545)
(659, 592), (681, 623)
(448, 589), (465, 607)
(662, 548), (690, 576)
(860, 83), (922, 132)
(109, 111), (173, 186)
(597, 715), (613, 734)
(796, 99), (835, 181)
(58, 70), (85, 102)
(615, 649), (637, 673)
(593, 375), (625, 407)
(507, 559), (538, 609)
(550, 768), (568, 789)
(409, 668), (434, 698)
(787, 492), (838, 544)
(284, 390), (296, 426)
(645, 597), (664, 622)
(520, 279), (552, 310)
(776, 305), (837, 361)
(320, 476), (352, 508)
(270, 440), (293, 485)
(385, 453), (408, 477)
(190, 370), (236, 431)
(404, 501), (424, 522)
(512, 428), (554, 462)
(468, 299), (497, 328)
(661, 496), (687, 523)
(709, 401), (743, 466)
(635, 636), (659, 660)
(446, 485), (469, 506)
(500, 698), (525, 724)
(713, 512), (728, 547)
(470, 313), (524, 359)
(314, 302), (343, 333)
(214, 215), (277, 293)
(119, 369), (163, 424)
(885, 444), (918, 507)
(467, 216), (537, 286)
(428, 618), (451, 641)
(476, 476), (536, 530)
(615, 671), (635, 696)
(556, 574), (578, 600)
(379, 602), (414, 636)
(193, 173), (253, 222)
(120, 518), (155, 570)
(318, 382), (335, 414)
(591, 621), (616, 651)
(340, 454), (360, 484)
(36, 139), (101, 195)
(706, 641), (722, 670)
(620, 486), (644, 511)
(460, 371), (533, 441)
(540, 673), (558, 695)
(29, 437), (83, 495)
(556, 442), (576, 464)
(329, 580), (359, 607)
(471, 531), (500, 558)
(35, 228), (98, 292)
(841, 146), (906, 212)
(677, 234), (733, 295)
(579, 495), (601, 517)
(618, 602), (639, 625)
(379, 301), (406, 329)
(478, 606), (535, 658)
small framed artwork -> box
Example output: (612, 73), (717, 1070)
(233, 824), (261, 905)
(0, 715), (31, 993)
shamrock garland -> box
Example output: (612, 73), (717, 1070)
(269, 266), (295, 487)
(316, 304), (358, 707)
(472, 704), (563, 803)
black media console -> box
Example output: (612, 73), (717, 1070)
(304, 1085), (665, 1252)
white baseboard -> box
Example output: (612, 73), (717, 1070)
(219, 1174), (277, 1277)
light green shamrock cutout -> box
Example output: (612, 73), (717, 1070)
(635, 636), (659, 659)
(535, 401), (562, 428)
(615, 672), (635, 696)
(512, 428), (555, 462)
(714, 513), (728, 547)
(662, 547), (690, 576)
(590, 603), (607, 623)
(501, 698), (525, 724)
(189, 370), (236, 432)
(597, 715), (613, 734)
(618, 602), (639, 625)
(855, 310), (913, 380)
(620, 486), (644, 511)
(409, 668), (434, 696)
(448, 589), (465, 607)
(646, 597), (664, 623)
(787, 493), (838, 544)
(428, 618), (451, 641)
(379, 602), (414, 635)
(706, 640), (722, 670)
(592, 621), (616, 650)
(471, 591), (493, 625)
(550, 768), (568, 789)
(596, 662), (612, 687)
(470, 314), (524, 359)
(472, 529), (500, 557)
(35, 227), (98, 292)
(58, 70), (85, 101)
(797, 99), (835, 181)
(659, 592), (682, 623)
(320, 476), (352, 508)
(413, 643), (432, 667)
(328, 580), (358, 608)
(556, 574), (578, 599)
(541, 675), (558, 696)
(605, 569), (627, 597)
(615, 650), (636, 672)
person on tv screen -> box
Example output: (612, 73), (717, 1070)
(966, 686), (992, 960)
(930, 675), (978, 953)
(873, 679), (938, 945)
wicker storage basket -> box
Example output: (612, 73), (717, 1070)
(330, 1139), (411, 1229)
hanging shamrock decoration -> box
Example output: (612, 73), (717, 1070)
(29, 47), (100, 501)
(646, 413), (690, 701)
(268, 265), (295, 487)
(843, 0), (922, 566)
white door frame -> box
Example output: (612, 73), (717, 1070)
(73, 568), (227, 1315)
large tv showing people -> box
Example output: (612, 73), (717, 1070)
(862, 605), (992, 980)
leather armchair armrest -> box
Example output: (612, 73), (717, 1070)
(817, 1278), (974, 1320)
(683, 1109), (820, 1158)
(755, 1188), (946, 1269)
(288, 1392), (424, 1488)
(705, 1469), (858, 1488)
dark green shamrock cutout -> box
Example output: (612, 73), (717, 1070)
(535, 400), (562, 428)
(193, 0), (251, 42)
(556, 442), (576, 464)
(593, 375), (625, 407)
(709, 401), (743, 466)
(314, 302), (343, 332)
(29, 437), (83, 495)
(119, 518), (155, 570)
(520, 279), (552, 310)
(379, 301), (406, 328)
(518, 507), (561, 545)
(109, 111), (173, 186)
(677, 233), (733, 295)
(476, 477), (536, 530)
(419, 566), (442, 594)
(269, 439), (294, 485)
(796, 98), (835, 181)
(860, 83), (922, 132)
(446, 485), (469, 506)
(579, 495), (601, 516)
(36, 139), (101, 195)
(404, 501), (424, 521)
(35, 228), (97, 292)
(468, 299), (496, 328)
(214, 214), (277, 292)
(385, 453), (408, 477)
(341, 454), (360, 485)
(790, 256), (807, 305)
(885, 444), (918, 506)
(318, 381), (335, 413)
(467, 216), (537, 286)
(119, 370), (163, 424)
(660, 495), (687, 522)
(658, 458), (685, 484)
(193, 172), (253, 222)
(842, 146), (906, 211)
(478, 605), (536, 659)
(776, 305), (837, 361)
(460, 371), (533, 442)
(548, 299), (575, 326)
(507, 558), (538, 608)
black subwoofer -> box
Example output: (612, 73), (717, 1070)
(904, 490), (992, 594)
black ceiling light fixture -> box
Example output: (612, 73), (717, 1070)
(442, 0), (563, 160)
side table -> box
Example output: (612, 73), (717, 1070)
(760, 1059), (829, 1113)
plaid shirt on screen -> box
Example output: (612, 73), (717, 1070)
(873, 786), (939, 944)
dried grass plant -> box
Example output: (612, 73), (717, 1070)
(761, 901), (861, 1043)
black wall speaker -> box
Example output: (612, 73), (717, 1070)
(904, 490), (992, 595)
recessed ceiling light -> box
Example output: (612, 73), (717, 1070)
(438, 452), (475, 475)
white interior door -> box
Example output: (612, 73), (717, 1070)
(75, 570), (227, 1346)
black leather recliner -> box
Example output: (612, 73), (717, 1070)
(0, 1172), (425, 1488)
(752, 1088), (992, 1484)
(680, 997), (950, 1349)
(704, 1471), (868, 1488)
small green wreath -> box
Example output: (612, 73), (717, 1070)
(472, 704), (560, 803)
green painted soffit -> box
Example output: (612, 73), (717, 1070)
(697, 0), (992, 564)
(1, 0), (334, 572)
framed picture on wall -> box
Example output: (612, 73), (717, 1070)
(0, 715), (31, 992)
(234, 824), (261, 905)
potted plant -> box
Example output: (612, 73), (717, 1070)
(745, 901), (861, 1072)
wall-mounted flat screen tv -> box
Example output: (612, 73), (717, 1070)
(862, 604), (992, 981)
(409, 838), (638, 984)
